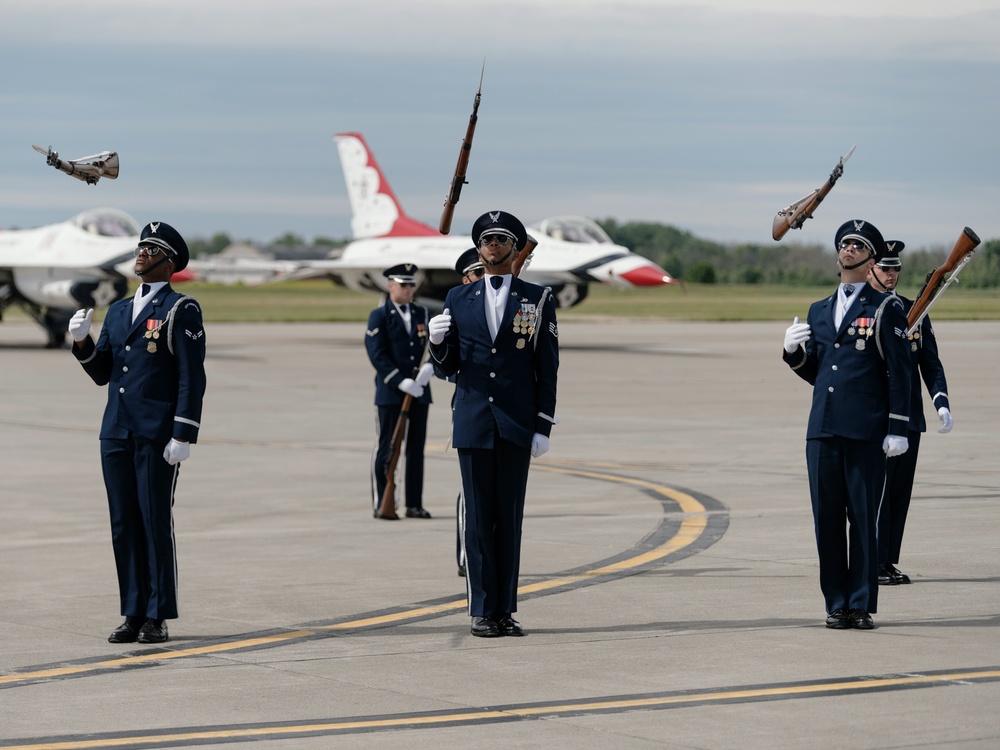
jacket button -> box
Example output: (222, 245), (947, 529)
(123, 366), (128, 373)
(125, 345), (131, 352)
(491, 348), (497, 354)
(490, 372), (496, 378)
(831, 365), (838, 371)
(828, 387), (834, 393)
(119, 387), (126, 394)
(834, 343), (840, 349)
(488, 397), (494, 403)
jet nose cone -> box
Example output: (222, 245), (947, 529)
(618, 263), (676, 287)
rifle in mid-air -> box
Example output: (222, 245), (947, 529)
(772, 146), (855, 240)
(906, 226), (981, 336)
(439, 64), (484, 235)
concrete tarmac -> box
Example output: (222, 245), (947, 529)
(1, 318), (998, 749)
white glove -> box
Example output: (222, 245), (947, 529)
(399, 378), (425, 399)
(428, 308), (451, 345)
(415, 362), (435, 387)
(530, 433), (550, 458)
(882, 435), (909, 457)
(937, 406), (954, 434)
(783, 316), (811, 353)
(68, 308), (94, 342)
(163, 439), (190, 465)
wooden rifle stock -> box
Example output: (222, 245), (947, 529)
(511, 235), (538, 278)
(439, 66), (484, 235)
(377, 393), (413, 520)
(772, 146), (855, 241)
(906, 226), (981, 334)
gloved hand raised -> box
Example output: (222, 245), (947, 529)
(882, 435), (909, 457)
(399, 378), (425, 399)
(68, 308), (94, 342)
(783, 316), (811, 353)
(415, 362), (435, 387)
(937, 407), (954, 433)
(530, 433), (550, 458)
(428, 308), (451, 345)
(163, 439), (191, 465)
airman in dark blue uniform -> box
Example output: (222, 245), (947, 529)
(783, 219), (912, 630)
(365, 264), (435, 519)
(429, 212), (559, 638)
(450, 248), (485, 577)
(868, 240), (953, 585)
(69, 221), (206, 644)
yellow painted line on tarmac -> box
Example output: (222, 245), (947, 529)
(0, 631), (314, 686)
(1, 466), (706, 685)
(4, 668), (999, 748)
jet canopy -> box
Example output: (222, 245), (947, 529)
(538, 216), (615, 245)
(534, 216), (614, 245)
(71, 208), (140, 238)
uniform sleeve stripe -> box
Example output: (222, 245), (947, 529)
(537, 412), (556, 424)
(383, 368), (399, 384)
(889, 413), (909, 422)
(175, 416), (201, 428)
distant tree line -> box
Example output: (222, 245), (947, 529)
(597, 219), (1000, 289)
(187, 222), (1000, 288)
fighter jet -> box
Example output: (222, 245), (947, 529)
(33, 144), (120, 185)
(298, 132), (678, 308)
(0, 207), (191, 347)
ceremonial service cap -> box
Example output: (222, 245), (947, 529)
(472, 210), (528, 252)
(383, 263), (418, 284)
(835, 219), (886, 262)
(455, 247), (484, 277)
(139, 221), (189, 272)
(878, 240), (904, 268)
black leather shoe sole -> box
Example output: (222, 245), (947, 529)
(848, 610), (874, 630)
(498, 617), (524, 636)
(108, 617), (144, 643)
(471, 617), (501, 637)
(405, 507), (432, 519)
(137, 620), (169, 644)
(825, 610), (850, 629)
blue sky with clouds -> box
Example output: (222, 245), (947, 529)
(2, 1), (998, 249)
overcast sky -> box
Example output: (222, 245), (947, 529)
(2, 0), (998, 249)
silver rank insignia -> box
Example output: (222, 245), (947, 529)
(513, 303), (536, 335)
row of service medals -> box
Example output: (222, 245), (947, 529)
(513, 302), (536, 349)
(145, 319), (164, 353)
(848, 318), (873, 351)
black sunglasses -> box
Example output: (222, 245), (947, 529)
(481, 233), (513, 246)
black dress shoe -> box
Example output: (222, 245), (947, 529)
(108, 616), (145, 643)
(825, 608), (850, 629)
(458, 564), (466, 577)
(888, 564), (911, 584)
(471, 616), (501, 637)
(848, 609), (874, 630)
(497, 615), (524, 637)
(878, 566), (898, 586)
(137, 618), (169, 644)
(405, 507), (432, 518)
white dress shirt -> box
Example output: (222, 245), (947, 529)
(132, 281), (167, 323)
(485, 274), (511, 341)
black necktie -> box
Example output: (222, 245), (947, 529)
(490, 276), (503, 290)
(843, 284), (854, 297)
(400, 303), (408, 315)
(140, 284), (150, 297)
